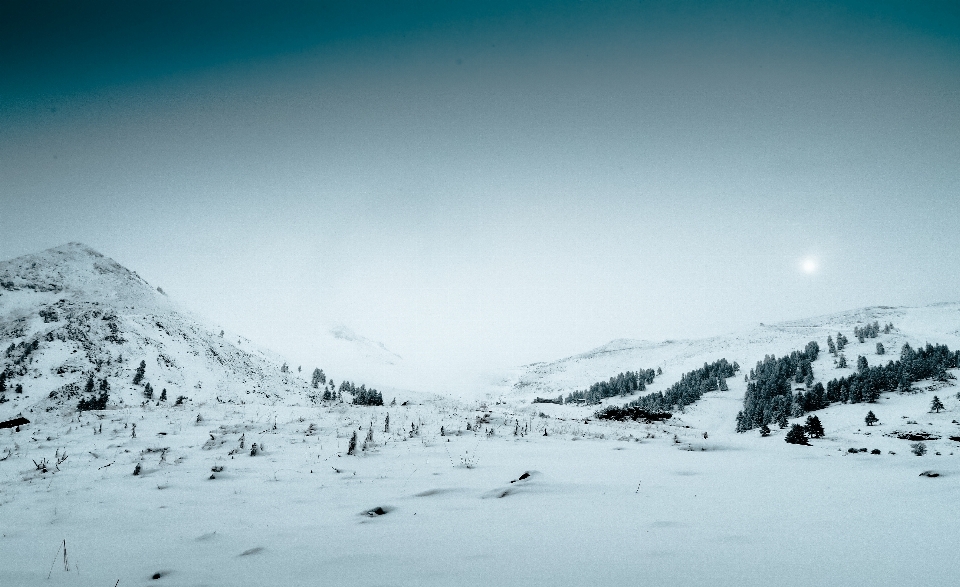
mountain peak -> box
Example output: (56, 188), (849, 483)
(0, 242), (156, 305)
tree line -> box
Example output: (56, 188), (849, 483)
(563, 368), (658, 405)
(736, 341), (821, 432)
(737, 338), (958, 432)
(622, 358), (738, 413)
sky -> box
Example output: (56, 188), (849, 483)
(2, 1), (960, 392)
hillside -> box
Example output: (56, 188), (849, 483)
(500, 303), (960, 407)
(0, 243), (313, 416)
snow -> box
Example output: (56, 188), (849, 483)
(2, 245), (960, 586)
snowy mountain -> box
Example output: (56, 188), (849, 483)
(2, 245), (960, 587)
(500, 303), (960, 402)
(0, 243), (313, 416)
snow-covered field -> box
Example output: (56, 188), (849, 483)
(4, 386), (959, 587)
(2, 245), (960, 586)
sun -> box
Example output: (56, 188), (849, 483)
(801, 257), (818, 274)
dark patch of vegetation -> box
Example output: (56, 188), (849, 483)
(895, 431), (939, 441)
(77, 388), (108, 412)
(595, 405), (672, 423)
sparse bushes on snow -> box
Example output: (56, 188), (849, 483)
(911, 442), (927, 456)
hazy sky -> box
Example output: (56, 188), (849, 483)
(2, 1), (960, 391)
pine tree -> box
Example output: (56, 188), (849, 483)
(791, 394), (805, 417)
(776, 411), (788, 429)
(931, 395), (945, 413)
(837, 354), (848, 368)
(827, 335), (837, 356)
(159, 388), (167, 401)
(898, 378), (913, 394)
(384, 413), (390, 433)
(363, 423), (374, 450)
(784, 424), (809, 445)
(857, 355), (868, 373)
(759, 424), (771, 437)
(804, 415), (825, 438)
(143, 382), (154, 400)
(876, 342), (885, 355)
(133, 360), (146, 385)
(347, 431), (358, 455)
(836, 333), (847, 351)
(865, 410), (879, 426)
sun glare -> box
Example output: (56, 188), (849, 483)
(801, 257), (818, 274)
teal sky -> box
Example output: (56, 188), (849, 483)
(2, 1), (960, 391)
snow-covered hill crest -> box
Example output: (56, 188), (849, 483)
(0, 243), (311, 416)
